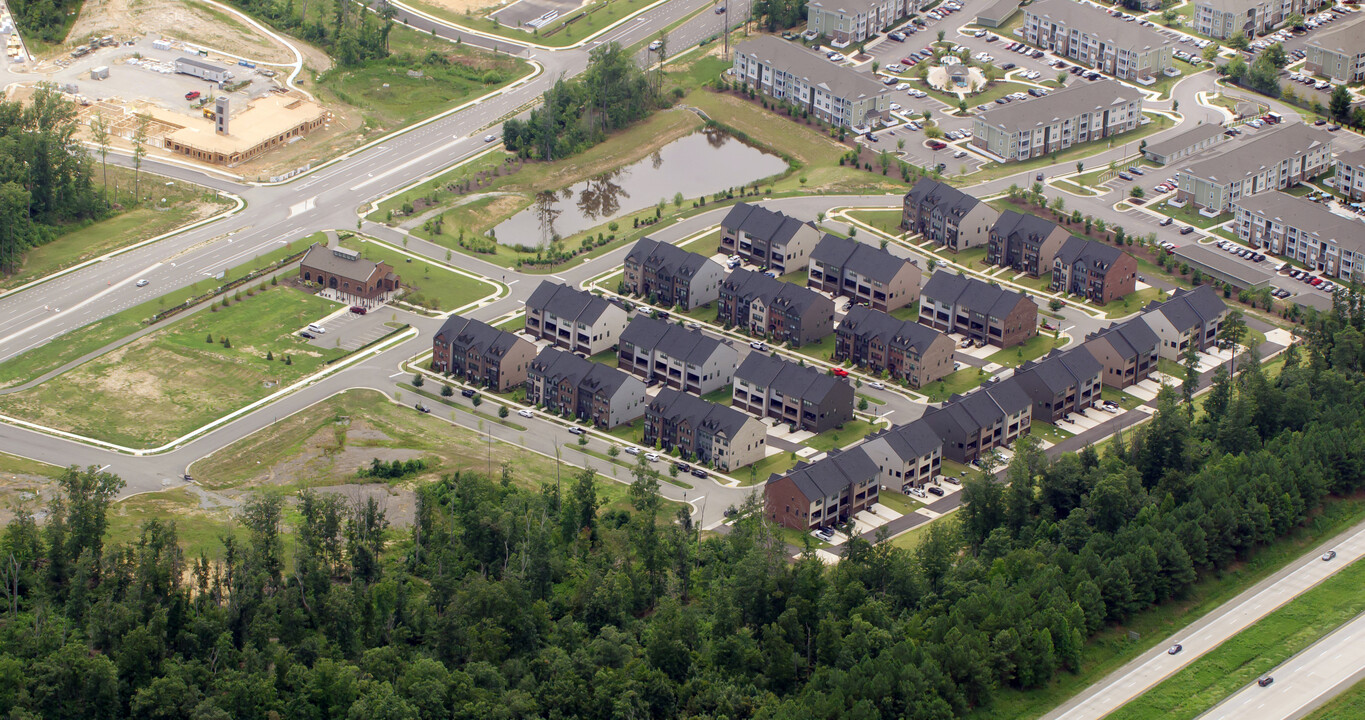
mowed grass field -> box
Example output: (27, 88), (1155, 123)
(0, 286), (345, 447)
(339, 236), (498, 311)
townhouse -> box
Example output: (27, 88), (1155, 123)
(1081, 317), (1160, 388)
(1333, 148), (1365, 203)
(431, 314), (538, 392)
(986, 211), (1072, 277)
(1013, 349), (1103, 424)
(902, 178), (1001, 251)
(1304, 15), (1365, 83)
(617, 316), (739, 396)
(1139, 285), (1230, 360)
(919, 272), (1038, 349)
(524, 281), (629, 356)
(1050, 236), (1138, 305)
(922, 379), (1032, 463)
(1023, 0), (1174, 81)
(1176, 124), (1335, 213)
(622, 237), (725, 310)
(718, 269), (837, 347)
(860, 420), (943, 493)
(720, 202), (822, 274)
(834, 305), (957, 388)
(807, 0), (914, 45)
(733, 353), (855, 433)
(972, 80), (1146, 163)
(764, 447), (880, 531)
(643, 389), (768, 472)
(1233, 191), (1365, 282)
(807, 233), (922, 312)
(526, 348), (647, 429)
(732, 36), (892, 129)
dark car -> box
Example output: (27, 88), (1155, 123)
(460, 388), (476, 398)
(927, 486), (945, 496)
(1036, 172), (1044, 182)
(1160, 217), (1173, 226)
(1323, 550), (1338, 561)
(1001, 62), (1016, 70)
(1258, 677), (1274, 687)
(1180, 225), (1195, 235)
(1168, 644), (1183, 655)
(675, 461), (691, 472)
(415, 403), (430, 413)
(691, 468), (708, 479)
(715, 4), (726, 12)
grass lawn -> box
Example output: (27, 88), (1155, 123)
(1148, 61), (1208, 100)
(876, 489), (924, 515)
(105, 487), (235, 560)
(678, 301), (721, 326)
(401, 0), (651, 49)
(936, 245), (990, 271)
(744, 451), (800, 485)
(778, 270), (808, 285)
(986, 332), (1070, 368)
(806, 419), (876, 452)
(495, 315), (525, 331)
(0, 236), (319, 390)
(974, 495), (1365, 720)
(966, 113), (1175, 183)
(889, 513), (958, 551)
(1102, 386), (1145, 411)
(0, 450), (64, 480)
(1010, 271), (1055, 293)
(1102, 287), (1168, 318)
(924, 367), (991, 402)
(794, 333), (839, 363)
(1053, 178), (1101, 196)
(857, 392), (887, 406)
(0, 286), (346, 447)
(606, 418), (644, 444)
(588, 349), (619, 367)
(916, 79), (1034, 114)
(700, 385), (734, 405)
(890, 303), (921, 321)
(1151, 200), (1233, 229)
(1304, 677), (1365, 720)
(340, 235), (497, 311)
(846, 208), (907, 236)
(1110, 553), (1365, 720)
(2, 167), (232, 290)
(1030, 421), (1074, 443)
(776, 525), (831, 551)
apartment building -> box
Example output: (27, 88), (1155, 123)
(1023, 0), (1173, 80)
(902, 178), (1001, 251)
(622, 237), (725, 310)
(718, 269), (837, 347)
(807, 233), (922, 312)
(972, 80), (1146, 162)
(1142, 123), (1229, 166)
(643, 389), (768, 472)
(764, 447), (880, 531)
(834, 305), (957, 388)
(431, 314), (538, 392)
(807, 0), (914, 45)
(524, 281), (629, 356)
(1139, 286), (1230, 360)
(617, 316), (739, 396)
(922, 379), (1032, 463)
(1081, 317), (1160, 389)
(860, 420), (944, 493)
(1233, 191), (1365, 282)
(732, 36), (892, 128)
(720, 202), (822, 274)
(1013, 349), (1103, 423)
(1304, 14), (1365, 83)
(986, 211), (1071, 277)
(1050, 236), (1138, 305)
(1333, 148), (1365, 202)
(919, 272), (1039, 349)
(526, 348), (647, 429)
(733, 353), (854, 433)
(1176, 124), (1335, 213)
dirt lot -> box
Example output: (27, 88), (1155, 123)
(65, 0), (309, 66)
(423, 0), (506, 17)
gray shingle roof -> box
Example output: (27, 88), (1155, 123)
(1054, 235), (1124, 270)
(810, 233), (916, 284)
(735, 36), (893, 102)
(977, 0), (1021, 24)
(1306, 13), (1365, 59)
(526, 281), (612, 326)
(735, 352), (847, 403)
(1143, 284), (1228, 330)
(649, 388), (754, 437)
(1183, 124), (1334, 185)
(839, 305), (946, 356)
(620, 316), (732, 366)
(1234, 191), (1365, 256)
(1170, 245), (1276, 287)
(1085, 317), (1159, 361)
(721, 202), (813, 246)
(770, 446), (879, 500)
(625, 237), (719, 282)
(1026, 0), (1172, 52)
(975, 79), (1144, 135)
(434, 314), (525, 360)
(722, 268), (830, 315)
(992, 210), (1063, 245)
(1015, 348), (1102, 398)
(905, 177), (982, 219)
(921, 271), (1035, 319)
(300, 243), (384, 285)
(531, 347), (633, 396)
(1144, 123), (1226, 159)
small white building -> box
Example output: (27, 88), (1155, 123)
(174, 56), (231, 83)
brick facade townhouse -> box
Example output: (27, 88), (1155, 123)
(732, 36), (892, 129)
(431, 314), (538, 392)
(1050, 236), (1138, 305)
(719, 269), (836, 347)
(526, 348), (647, 429)
(523, 281), (629, 356)
(922, 379), (1032, 463)
(719, 202), (822, 274)
(807, 233), (922, 312)
(1081, 318), (1160, 389)
(1335, 148), (1365, 203)
(1176, 124), (1334, 213)
(643, 389), (768, 472)
(986, 211), (1071, 277)
(1233, 191), (1365, 282)
(902, 178), (1001, 251)
(860, 420), (943, 494)
(1303, 13), (1365, 82)
(1013, 348), (1103, 424)
(807, 0), (914, 45)
(298, 244), (400, 303)
(1195, 0), (1325, 40)
(1139, 286), (1229, 361)
(622, 237), (725, 310)
(834, 305), (956, 388)
(764, 447), (880, 531)
(972, 80), (1145, 163)
(617, 316), (739, 396)
(1023, 0), (1173, 81)
(919, 272), (1038, 349)
(733, 352), (854, 433)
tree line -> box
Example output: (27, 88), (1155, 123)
(231, 0), (392, 66)
(8, 0), (80, 44)
(2, 292), (1365, 718)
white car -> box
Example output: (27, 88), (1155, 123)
(517, 409), (534, 418)
(624, 446), (640, 455)
(890, 102), (902, 111)
(136, 279), (149, 287)
(896, 82), (910, 90)
(649, 40), (662, 51)
(645, 452), (661, 462)
(869, 382), (885, 389)
(483, 134), (497, 143)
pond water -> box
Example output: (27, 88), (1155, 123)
(490, 128), (788, 246)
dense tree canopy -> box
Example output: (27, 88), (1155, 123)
(4, 293), (1365, 718)
(230, 0), (392, 66)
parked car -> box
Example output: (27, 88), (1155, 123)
(461, 388), (476, 398)
(350, 305), (367, 314)
(299, 331), (315, 339)
(869, 382), (885, 390)
(1180, 226), (1195, 235)
(645, 452), (660, 462)
(691, 468), (708, 479)
(927, 486), (945, 496)
(832, 367), (849, 377)
(415, 403), (430, 413)
(517, 409), (534, 418)
(185, 91), (200, 101)
(1159, 217), (1173, 226)
(750, 341), (768, 351)
(568, 426), (586, 435)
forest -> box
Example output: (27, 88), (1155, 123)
(7, 0), (81, 44)
(0, 87), (107, 274)
(2, 293), (1365, 719)
(231, 0), (393, 66)
(502, 43), (660, 161)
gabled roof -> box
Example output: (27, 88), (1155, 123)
(1026, 0), (1172, 52)
(974, 79), (1144, 135)
(1015, 348), (1102, 399)
(434, 314), (526, 360)
(1305, 13), (1365, 59)
(300, 243), (384, 285)
(721, 202), (814, 246)
(525, 281), (613, 326)
(1337, 147), (1365, 169)
(735, 36), (893, 102)
(1054, 235), (1125, 271)
(1183, 124), (1334, 185)
(810, 233), (916, 284)
(722, 268), (831, 315)
(735, 352), (847, 402)
(1084, 317), (1159, 360)
(921, 271), (1035, 319)
(1144, 123), (1226, 158)
(769, 446), (879, 500)
(1234, 191), (1365, 255)
(620, 316), (732, 366)
(531, 347), (636, 397)
(877, 418), (944, 461)
(1142, 284), (1228, 330)
(991, 210), (1064, 245)
(649, 388), (754, 437)
(625, 237), (719, 282)
(905, 177), (982, 219)
(839, 305), (947, 355)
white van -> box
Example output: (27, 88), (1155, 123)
(307, 323), (326, 334)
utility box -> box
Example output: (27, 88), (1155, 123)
(90, 65), (108, 80)
(215, 96), (229, 135)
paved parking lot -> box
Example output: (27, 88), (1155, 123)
(304, 307), (397, 351)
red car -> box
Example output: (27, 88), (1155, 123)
(185, 91), (200, 101)
(832, 368), (850, 377)
(927, 140), (947, 150)
(350, 305), (367, 315)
